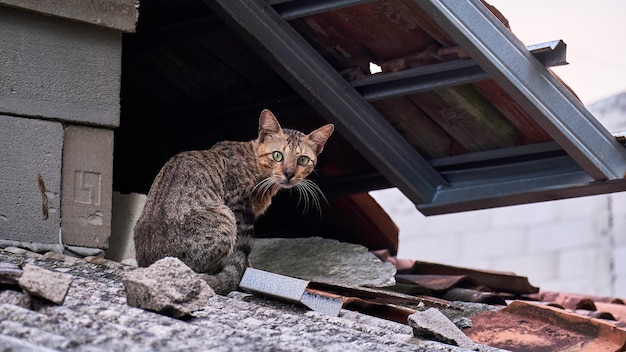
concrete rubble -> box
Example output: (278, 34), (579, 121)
(123, 256), (214, 318)
(0, 247), (509, 351)
(17, 263), (73, 305)
(409, 308), (477, 349)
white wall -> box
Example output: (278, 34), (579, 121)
(371, 92), (626, 297)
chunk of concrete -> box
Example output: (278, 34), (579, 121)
(408, 308), (476, 349)
(105, 192), (146, 262)
(249, 237), (396, 287)
(0, 115), (63, 251)
(61, 125), (114, 249)
(18, 264), (73, 305)
(124, 257), (215, 318)
(0, 6), (121, 127)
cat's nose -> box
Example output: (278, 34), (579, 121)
(283, 171), (295, 180)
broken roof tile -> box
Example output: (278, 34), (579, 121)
(465, 300), (626, 352)
(399, 260), (539, 295)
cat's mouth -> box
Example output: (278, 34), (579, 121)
(278, 179), (298, 189)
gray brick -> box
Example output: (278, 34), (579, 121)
(61, 126), (113, 248)
(0, 115), (63, 249)
(0, 5), (121, 127)
(0, 0), (138, 33)
(527, 219), (595, 253)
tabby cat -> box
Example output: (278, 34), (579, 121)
(134, 109), (334, 294)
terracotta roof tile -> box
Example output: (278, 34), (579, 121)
(466, 300), (626, 352)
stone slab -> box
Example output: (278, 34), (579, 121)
(0, 0), (138, 33)
(61, 125), (114, 249)
(0, 115), (63, 250)
(249, 237), (397, 287)
(0, 5), (121, 127)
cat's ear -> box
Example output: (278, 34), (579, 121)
(307, 124), (334, 155)
(258, 109), (282, 142)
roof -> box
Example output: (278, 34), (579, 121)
(3, 245), (626, 351)
(116, 0), (626, 221)
(0, 247), (486, 351)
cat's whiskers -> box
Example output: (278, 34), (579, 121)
(251, 177), (278, 201)
(293, 178), (327, 217)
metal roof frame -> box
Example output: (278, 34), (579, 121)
(416, 0), (626, 181)
(206, 0), (444, 206)
(353, 40), (568, 101)
(207, 0), (626, 215)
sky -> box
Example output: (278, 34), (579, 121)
(486, 1), (626, 105)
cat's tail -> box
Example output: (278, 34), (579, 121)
(199, 238), (251, 295)
(199, 269), (241, 295)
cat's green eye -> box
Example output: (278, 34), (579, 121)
(297, 155), (310, 166)
(272, 151), (283, 162)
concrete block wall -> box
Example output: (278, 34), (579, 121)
(371, 92), (626, 298)
(0, 116), (64, 251)
(62, 126), (114, 249)
(0, 5), (122, 126)
(371, 188), (623, 297)
(0, 3), (134, 253)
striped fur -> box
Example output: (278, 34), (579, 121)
(134, 110), (333, 294)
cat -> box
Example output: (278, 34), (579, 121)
(134, 109), (334, 294)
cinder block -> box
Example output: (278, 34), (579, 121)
(460, 228), (527, 258)
(613, 277), (626, 298)
(534, 278), (593, 296)
(0, 115), (63, 250)
(558, 247), (610, 280)
(527, 219), (595, 253)
(445, 257), (491, 272)
(490, 201), (556, 229)
(610, 192), (626, 245)
(554, 195), (608, 221)
(423, 208), (491, 234)
(397, 231), (461, 262)
(613, 246), (626, 277)
(0, 5), (121, 127)
(491, 253), (558, 281)
(613, 215), (626, 246)
(610, 191), (626, 213)
(61, 126), (113, 248)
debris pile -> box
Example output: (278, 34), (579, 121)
(1, 236), (626, 351)
(0, 246), (485, 351)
